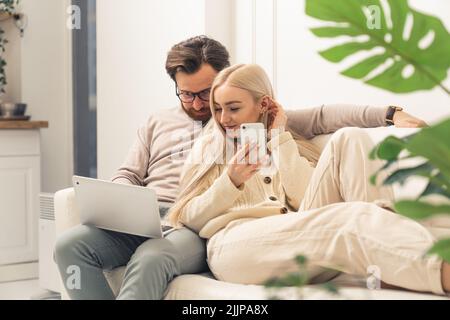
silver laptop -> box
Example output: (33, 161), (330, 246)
(73, 175), (165, 238)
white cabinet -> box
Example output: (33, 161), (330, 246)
(0, 156), (39, 264)
(0, 124), (46, 280)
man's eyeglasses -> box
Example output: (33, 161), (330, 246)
(176, 86), (211, 103)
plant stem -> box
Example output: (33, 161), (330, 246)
(437, 83), (450, 96)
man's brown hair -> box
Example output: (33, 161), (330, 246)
(165, 35), (230, 81)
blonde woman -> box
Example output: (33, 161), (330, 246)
(168, 64), (450, 295)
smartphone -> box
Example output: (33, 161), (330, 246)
(240, 122), (267, 165)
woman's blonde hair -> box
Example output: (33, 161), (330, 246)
(168, 64), (320, 226)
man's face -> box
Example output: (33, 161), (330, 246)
(175, 63), (218, 122)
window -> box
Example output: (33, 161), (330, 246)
(72, 0), (97, 177)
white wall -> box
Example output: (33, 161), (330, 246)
(234, 0), (450, 124)
(4, 0), (234, 190)
(96, 0), (233, 179)
(6, 0), (73, 193)
(20, 0), (73, 192)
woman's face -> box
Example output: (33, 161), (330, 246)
(213, 84), (262, 139)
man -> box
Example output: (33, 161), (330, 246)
(54, 35), (426, 300)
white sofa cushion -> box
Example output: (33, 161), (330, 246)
(103, 268), (448, 300)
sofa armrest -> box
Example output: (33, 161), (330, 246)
(54, 187), (81, 237)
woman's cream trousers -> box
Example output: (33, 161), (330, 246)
(207, 128), (445, 295)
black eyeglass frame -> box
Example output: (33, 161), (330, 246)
(175, 85), (211, 103)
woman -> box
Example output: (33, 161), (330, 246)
(168, 64), (449, 295)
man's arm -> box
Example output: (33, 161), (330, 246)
(111, 124), (152, 185)
(285, 104), (387, 139)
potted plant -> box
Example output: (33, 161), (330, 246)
(0, 0), (21, 94)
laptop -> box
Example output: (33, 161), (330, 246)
(73, 175), (170, 238)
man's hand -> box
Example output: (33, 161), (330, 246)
(393, 110), (428, 128)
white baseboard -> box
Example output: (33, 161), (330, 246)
(0, 261), (39, 283)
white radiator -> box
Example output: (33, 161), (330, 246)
(39, 193), (60, 292)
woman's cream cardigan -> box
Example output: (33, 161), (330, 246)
(179, 131), (314, 239)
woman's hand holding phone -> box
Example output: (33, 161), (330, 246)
(228, 142), (264, 188)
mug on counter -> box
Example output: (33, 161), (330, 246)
(0, 103), (27, 117)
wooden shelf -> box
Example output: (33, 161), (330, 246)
(0, 120), (48, 129)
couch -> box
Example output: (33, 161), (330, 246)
(54, 127), (450, 300)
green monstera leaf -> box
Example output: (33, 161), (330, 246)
(370, 117), (450, 262)
(305, 0), (450, 94)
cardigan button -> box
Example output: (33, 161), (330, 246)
(264, 176), (272, 184)
(280, 207), (288, 214)
(269, 196), (277, 201)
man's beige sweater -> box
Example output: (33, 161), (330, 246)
(112, 105), (387, 205)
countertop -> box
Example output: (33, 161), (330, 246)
(0, 121), (49, 129)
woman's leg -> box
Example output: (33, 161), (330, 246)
(208, 202), (445, 295)
(298, 127), (450, 292)
(117, 227), (207, 300)
(54, 224), (148, 299)
(300, 127), (394, 211)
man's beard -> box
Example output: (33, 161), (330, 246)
(182, 106), (212, 124)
